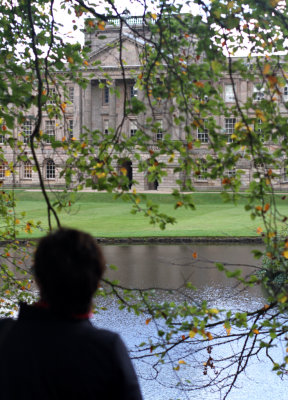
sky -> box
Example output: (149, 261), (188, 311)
(54, 0), (202, 46)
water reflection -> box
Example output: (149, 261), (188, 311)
(91, 244), (287, 400)
(102, 243), (264, 297)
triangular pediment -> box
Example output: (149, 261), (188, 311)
(89, 36), (142, 67)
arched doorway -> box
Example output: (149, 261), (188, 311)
(145, 158), (159, 190)
(119, 159), (133, 189)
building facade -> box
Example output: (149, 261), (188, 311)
(2, 16), (288, 191)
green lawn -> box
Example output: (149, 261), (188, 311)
(8, 190), (288, 238)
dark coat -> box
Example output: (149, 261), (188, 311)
(0, 303), (142, 400)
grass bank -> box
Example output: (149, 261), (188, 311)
(9, 190), (287, 239)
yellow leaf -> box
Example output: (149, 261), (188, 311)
(15, 219), (20, 224)
(253, 329), (259, 334)
(278, 294), (287, 303)
(136, 198), (141, 204)
(81, 142), (87, 149)
(206, 332), (213, 340)
(208, 308), (219, 314)
(151, 13), (157, 20)
(194, 81), (204, 88)
(225, 326), (231, 336)
(174, 365), (180, 371)
(189, 329), (197, 338)
(97, 20), (106, 31)
(227, 1), (234, 9)
(96, 172), (106, 179)
(178, 360), (186, 364)
(268, 231), (275, 238)
(255, 109), (266, 122)
(71, 137), (77, 141)
(234, 121), (243, 130)
(263, 64), (271, 75)
(192, 252), (197, 259)
(133, 188), (137, 195)
(230, 134), (237, 140)
(257, 227), (263, 234)
(5, 170), (10, 177)
(282, 251), (288, 259)
(267, 75), (278, 86)
(145, 318), (151, 325)
(83, 60), (89, 66)
(60, 102), (66, 112)
(120, 167), (127, 176)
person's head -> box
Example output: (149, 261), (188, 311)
(33, 228), (106, 315)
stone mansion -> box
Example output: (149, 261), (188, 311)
(2, 16), (288, 191)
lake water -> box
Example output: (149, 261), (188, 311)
(91, 244), (288, 400)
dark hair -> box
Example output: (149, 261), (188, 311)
(33, 228), (106, 314)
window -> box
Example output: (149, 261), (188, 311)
(47, 87), (57, 105)
(156, 120), (163, 141)
(197, 94), (209, 103)
(0, 163), (5, 179)
(196, 160), (208, 181)
(23, 119), (32, 144)
(284, 86), (288, 102)
(23, 161), (32, 179)
(46, 159), (55, 179)
(103, 120), (109, 135)
(254, 85), (265, 101)
(225, 169), (236, 178)
(225, 84), (235, 102)
(283, 167), (288, 183)
(130, 120), (137, 137)
(0, 121), (6, 144)
(255, 119), (262, 134)
(129, 84), (138, 98)
(197, 120), (209, 143)
(68, 87), (74, 103)
(103, 86), (109, 105)
(225, 118), (236, 143)
(68, 120), (73, 140)
(45, 120), (55, 143)
(254, 119), (266, 143)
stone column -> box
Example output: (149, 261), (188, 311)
(73, 83), (82, 138)
(109, 80), (117, 132)
(82, 80), (92, 132)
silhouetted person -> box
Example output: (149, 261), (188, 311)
(0, 228), (142, 400)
